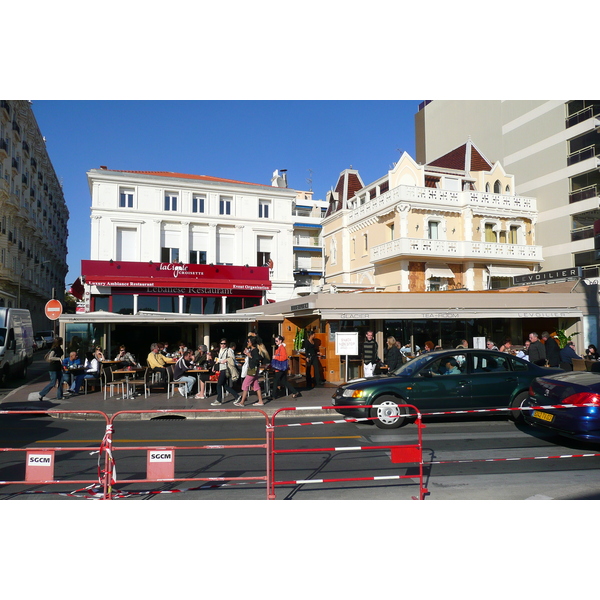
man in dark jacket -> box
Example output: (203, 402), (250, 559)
(362, 330), (379, 377)
(541, 331), (561, 367)
(528, 332), (546, 366)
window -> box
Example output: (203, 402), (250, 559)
(508, 225), (519, 244)
(388, 223), (395, 241)
(493, 180), (502, 194)
(189, 250), (207, 264)
(119, 188), (134, 208)
(428, 221), (440, 240)
(217, 231), (234, 264)
(363, 233), (368, 254)
(116, 227), (137, 261)
(164, 193), (178, 211)
(257, 235), (272, 267)
(484, 223), (497, 243)
(192, 194), (205, 213)
(219, 195), (232, 215)
(259, 199), (271, 218)
(161, 247), (179, 262)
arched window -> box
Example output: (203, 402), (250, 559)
(485, 182), (491, 193)
(505, 185), (511, 194)
(493, 180), (501, 194)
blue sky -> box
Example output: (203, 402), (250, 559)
(31, 100), (420, 283)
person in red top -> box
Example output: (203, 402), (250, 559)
(271, 335), (302, 399)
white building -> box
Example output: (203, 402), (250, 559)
(86, 166), (321, 304)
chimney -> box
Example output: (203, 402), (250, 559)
(100, 165), (108, 170)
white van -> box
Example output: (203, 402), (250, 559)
(0, 308), (34, 385)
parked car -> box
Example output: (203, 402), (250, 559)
(332, 348), (563, 429)
(34, 334), (47, 350)
(37, 330), (55, 347)
(0, 308), (34, 385)
(523, 371), (600, 442)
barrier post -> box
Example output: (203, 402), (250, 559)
(266, 423), (275, 499)
(25, 450), (55, 482)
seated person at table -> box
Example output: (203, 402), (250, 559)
(147, 343), (169, 381)
(173, 350), (197, 397)
(94, 346), (106, 362)
(76, 351), (101, 393)
(63, 351), (85, 396)
(194, 344), (208, 365)
(114, 344), (137, 368)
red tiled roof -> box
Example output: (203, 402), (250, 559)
(428, 141), (493, 172)
(104, 169), (268, 187)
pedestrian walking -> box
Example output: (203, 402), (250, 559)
(39, 337), (65, 400)
(235, 336), (265, 406)
(541, 331), (561, 367)
(211, 338), (240, 405)
(303, 331), (323, 388)
(271, 335), (301, 399)
(528, 332), (547, 366)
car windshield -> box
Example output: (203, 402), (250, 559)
(391, 354), (437, 377)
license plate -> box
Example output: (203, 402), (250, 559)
(533, 410), (554, 423)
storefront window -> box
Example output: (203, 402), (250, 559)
(94, 295), (109, 312)
(159, 296), (179, 313)
(226, 297), (243, 313)
(244, 297), (261, 309)
(136, 295), (157, 313)
(204, 297), (220, 314)
(184, 297), (203, 314)
(112, 295), (134, 315)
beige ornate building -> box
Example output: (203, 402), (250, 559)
(322, 139), (542, 292)
(0, 100), (68, 330)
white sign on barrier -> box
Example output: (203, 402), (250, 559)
(27, 454), (52, 465)
(149, 451), (173, 462)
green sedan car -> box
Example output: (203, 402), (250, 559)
(332, 348), (563, 429)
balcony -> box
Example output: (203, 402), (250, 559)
(293, 234), (322, 249)
(0, 100), (10, 117)
(567, 145), (599, 166)
(294, 256), (324, 272)
(570, 184), (598, 204)
(0, 137), (8, 158)
(22, 140), (29, 155)
(566, 104), (600, 128)
(12, 121), (21, 138)
(571, 227), (594, 242)
(371, 237), (543, 264)
(347, 184), (536, 224)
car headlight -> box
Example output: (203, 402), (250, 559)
(342, 388), (365, 398)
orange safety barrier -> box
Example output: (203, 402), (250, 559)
(0, 410), (113, 498)
(266, 404), (428, 500)
(106, 407), (271, 499)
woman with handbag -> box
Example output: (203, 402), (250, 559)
(211, 339), (241, 406)
(39, 337), (66, 400)
(271, 335), (301, 399)
(235, 336), (265, 406)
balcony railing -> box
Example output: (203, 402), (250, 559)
(567, 145), (597, 166)
(570, 184), (598, 203)
(566, 105), (600, 128)
(293, 235), (322, 247)
(294, 257), (324, 271)
(571, 227), (594, 242)
(348, 184), (536, 224)
(371, 237), (543, 263)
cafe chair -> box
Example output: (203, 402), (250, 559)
(169, 369), (189, 399)
(103, 367), (125, 399)
(128, 367), (150, 398)
(84, 364), (103, 395)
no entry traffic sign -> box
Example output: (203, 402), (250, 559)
(44, 299), (63, 320)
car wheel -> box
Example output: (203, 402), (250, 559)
(0, 366), (9, 386)
(509, 391), (530, 423)
(370, 395), (407, 429)
(20, 363), (27, 379)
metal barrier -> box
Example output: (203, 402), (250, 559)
(267, 404), (428, 500)
(107, 407), (271, 499)
(0, 409), (113, 498)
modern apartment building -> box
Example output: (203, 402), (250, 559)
(415, 100), (600, 279)
(0, 100), (69, 330)
(322, 139), (542, 292)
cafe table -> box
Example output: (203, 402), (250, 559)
(186, 368), (211, 395)
(111, 367), (147, 399)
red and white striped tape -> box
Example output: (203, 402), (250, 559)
(426, 452), (600, 465)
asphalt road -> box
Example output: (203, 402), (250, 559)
(2, 409), (600, 500)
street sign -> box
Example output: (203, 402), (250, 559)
(44, 299), (63, 320)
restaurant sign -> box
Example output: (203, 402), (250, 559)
(81, 260), (271, 291)
(513, 267), (581, 285)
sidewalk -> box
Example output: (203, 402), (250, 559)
(0, 372), (341, 421)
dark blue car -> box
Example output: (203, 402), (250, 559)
(524, 372), (600, 442)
